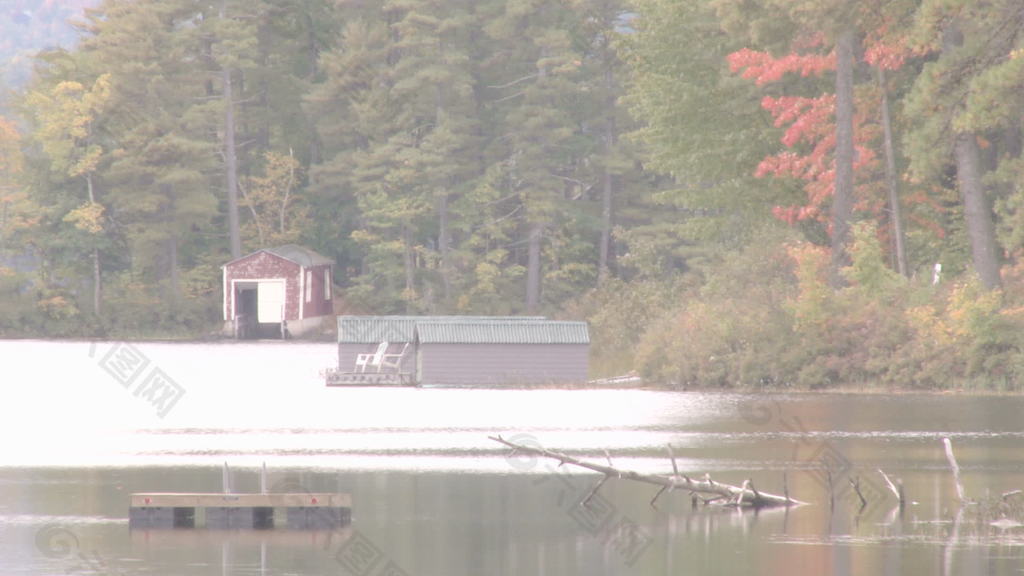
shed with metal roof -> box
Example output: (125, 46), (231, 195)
(334, 316), (589, 386)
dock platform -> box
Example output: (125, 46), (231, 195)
(324, 369), (414, 387)
(129, 492), (351, 529)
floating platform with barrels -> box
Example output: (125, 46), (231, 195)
(129, 491), (351, 529)
(129, 464), (351, 530)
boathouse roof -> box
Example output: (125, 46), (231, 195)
(223, 244), (334, 268)
(416, 320), (590, 344)
(335, 315), (582, 344)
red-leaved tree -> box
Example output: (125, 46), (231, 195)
(729, 31), (933, 277)
(727, 41), (878, 229)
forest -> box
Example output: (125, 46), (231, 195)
(1, 0), (1024, 390)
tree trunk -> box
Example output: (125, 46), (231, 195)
(403, 224), (416, 313)
(86, 173), (101, 318)
(167, 234), (179, 305)
(598, 161), (613, 284)
(877, 66), (908, 277)
(526, 221), (542, 314)
(255, 21), (272, 153)
(238, 181), (266, 246)
(435, 91), (452, 304)
(943, 21), (1001, 289)
(438, 192), (451, 303)
(830, 28), (856, 288)
(161, 183), (180, 306)
(955, 134), (1002, 289)
(0, 201), (8, 252)
(278, 149), (296, 236)
(221, 1), (241, 258)
(305, 9), (319, 79)
(223, 65), (242, 258)
(92, 248), (100, 318)
(306, 9), (323, 167)
(598, 49), (616, 285)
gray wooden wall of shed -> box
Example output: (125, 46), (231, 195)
(337, 342), (416, 375)
(418, 343), (588, 385)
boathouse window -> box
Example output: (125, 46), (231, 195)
(324, 269), (331, 300)
(305, 270), (312, 303)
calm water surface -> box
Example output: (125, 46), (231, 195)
(2, 340), (1024, 575)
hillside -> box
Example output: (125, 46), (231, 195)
(1, 0), (98, 89)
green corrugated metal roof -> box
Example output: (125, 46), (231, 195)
(337, 316), (419, 343)
(416, 320), (589, 345)
(336, 315), (548, 343)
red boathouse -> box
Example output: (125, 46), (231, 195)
(222, 244), (334, 339)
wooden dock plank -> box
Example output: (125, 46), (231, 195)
(130, 492), (351, 509)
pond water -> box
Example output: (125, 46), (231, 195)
(2, 340), (1023, 575)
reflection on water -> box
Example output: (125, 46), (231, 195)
(3, 340), (1024, 575)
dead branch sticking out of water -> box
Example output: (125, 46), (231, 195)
(943, 437), (965, 503)
(878, 468), (904, 509)
(489, 435), (805, 509)
(849, 476), (868, 509)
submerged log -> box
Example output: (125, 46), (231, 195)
(489, 435), (805, 508)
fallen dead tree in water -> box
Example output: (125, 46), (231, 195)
(489, 435), (805, 509)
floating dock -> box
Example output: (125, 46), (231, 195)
(129, 492), (351, 529)
(323, 368), (414, 387)
(129, 526), (353, 548)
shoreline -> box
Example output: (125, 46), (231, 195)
(2, 338), (1020, 394)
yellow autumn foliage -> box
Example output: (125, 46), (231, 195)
(63, 201), (105, 234)
(787, 242), (830, 332)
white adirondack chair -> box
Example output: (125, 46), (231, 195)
(378, 342), (409, 373)
(355, 341), (389, 373)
